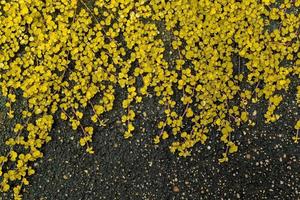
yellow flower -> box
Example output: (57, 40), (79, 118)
(162, 131), (169, 140)
(292, 136), (299, 144)
(229, 143), (238, 154)
(86, 147), (94, 154)
(28, 168), (35, 176)
(128, 123), (135, 132)
(60, 112), (67, 120)
(2, 184), (10, 192)
(154, 136), (160, 144)
(79, 138), (86, 147)
(218, 153), (229, 163)
(10, 151), (18, 162)
(240, 112), (248, 122)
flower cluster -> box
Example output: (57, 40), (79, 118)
(0, 0), (299, 198)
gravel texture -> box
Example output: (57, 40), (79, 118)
(0, 80), (297, 200)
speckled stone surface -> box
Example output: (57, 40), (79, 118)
(4, 79), (295, 200)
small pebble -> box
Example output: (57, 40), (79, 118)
(172, 185), (180, 193)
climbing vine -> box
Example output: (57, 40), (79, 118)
(0, 0), (299, 198)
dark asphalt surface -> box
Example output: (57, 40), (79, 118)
(0, 79), (292, 200)
(0, 3), (299, 200)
